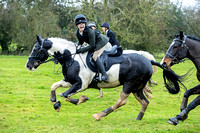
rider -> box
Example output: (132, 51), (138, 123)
(101, 22), (120, 47)
(74, 14), (111, 82)
(87, 21), (97, 30)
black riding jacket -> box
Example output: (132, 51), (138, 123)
(76, 26), (109, 53)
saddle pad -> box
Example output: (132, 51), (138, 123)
(86, 51), (123, 73)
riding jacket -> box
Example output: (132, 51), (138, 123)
(76, 26), (109, 53)
(106, 29), (120, 47)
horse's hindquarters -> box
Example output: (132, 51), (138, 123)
(119, 53), (153, 93)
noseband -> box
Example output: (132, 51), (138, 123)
(166, 35), (188, 65)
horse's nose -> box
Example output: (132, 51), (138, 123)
(162, 62), (167, 68)
(26, 63), (32, 70)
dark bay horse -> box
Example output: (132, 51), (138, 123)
(161, 31), (200, 125)
(26, 35), (182, 121)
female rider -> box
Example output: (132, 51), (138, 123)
(75, 14), (111, 82)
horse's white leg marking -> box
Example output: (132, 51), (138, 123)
(51, 80), (71, 91)
(50, 80), (71, 104)
(92, 91), (129, 121)
(133, 91), (149, 120)
(98, 88), (104, 98)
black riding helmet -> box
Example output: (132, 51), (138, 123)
(74, 14), (87, 25)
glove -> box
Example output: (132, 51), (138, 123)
(76, 49), (81, 54)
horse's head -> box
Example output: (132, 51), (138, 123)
(161, 31), (188, 69)
(26, 35), (53, 71)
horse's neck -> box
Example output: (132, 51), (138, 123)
(48, 38), (76, 56)
(187, 39), (200, 80)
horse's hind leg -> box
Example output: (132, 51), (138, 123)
(133, 90), (149, 120)
(180, 84), (200, 111)
(92, 91), (130, 121)
(149, 79), (157, 85)
(143, 84), (152, 99)
(98, 88), (104, 98)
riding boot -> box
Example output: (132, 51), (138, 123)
(96, 57), (109, 83)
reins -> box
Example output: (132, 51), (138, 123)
(73, 43), (87, 68)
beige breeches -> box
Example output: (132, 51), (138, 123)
(92, 42), (112, 61)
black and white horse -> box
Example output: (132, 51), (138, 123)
(161, 31), (200, 125)
(26, 35), (182, 121)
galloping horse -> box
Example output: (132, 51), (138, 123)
(161, 31), (200, 125)
(26, 35), (182, 121)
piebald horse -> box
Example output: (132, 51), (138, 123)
(161, 31), (200, 125)
(26, 35), (182, 121)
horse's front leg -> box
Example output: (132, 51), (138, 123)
(180, 84), (200, 111)
(168, 94), (200, 126)
(59, 82), (89, 105)
(50, 80), (71, 112)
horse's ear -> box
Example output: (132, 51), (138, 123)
(180, 31), (184, 39)
(36, 35), (42, 45)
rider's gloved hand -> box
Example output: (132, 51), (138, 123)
(76, 49), (81, 54)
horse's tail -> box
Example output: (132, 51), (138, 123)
(150, 60), (187, 94)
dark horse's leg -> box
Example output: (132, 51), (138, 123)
(180, 84), (200, 111)
(168, 94), (200, 125)
(133, 90), (149, 120)
(92, 91), (130, 121)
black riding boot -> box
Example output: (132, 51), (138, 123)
(96, 57), (109, 83)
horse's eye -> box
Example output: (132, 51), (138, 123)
(173, 45), (179, 50)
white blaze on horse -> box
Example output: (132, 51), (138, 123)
(26, 35), (183, 121)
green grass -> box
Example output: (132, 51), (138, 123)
(0, 55), (200, 133)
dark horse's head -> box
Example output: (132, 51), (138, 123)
(26, 35), (53, 71)
(161, 31), (188, 69)
(160, 31), (189, 94)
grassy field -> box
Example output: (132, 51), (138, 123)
(0, 55), (200, 133)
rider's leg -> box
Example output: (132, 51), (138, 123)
(93, 45), (109, 82)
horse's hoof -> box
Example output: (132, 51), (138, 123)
(168, 117), (179, 126)
(54, 101), (61, 112)
(92, 114), (101, 121)
(97, 95), (103, 98)
(147, 95), (152, 99)
(77, 95), (89, 105)
(59, 93), (64, 97)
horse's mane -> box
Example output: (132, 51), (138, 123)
(187, 35), (200, 42)
(48, 37), (75, 45)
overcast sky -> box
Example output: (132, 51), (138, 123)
(171, 0), (197, 7)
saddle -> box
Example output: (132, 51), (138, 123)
(86, 45), (123, 73)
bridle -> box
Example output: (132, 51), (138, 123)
(29, 39), (87, 73)
(165, 35), (189, 65)
(28, 39), (50, 66)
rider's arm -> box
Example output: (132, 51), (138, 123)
(79, 29), (96, 53)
